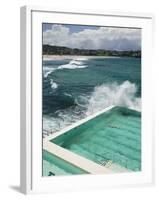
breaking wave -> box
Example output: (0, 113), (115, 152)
(43, 105), (86, 135)
(86, 81), (141, 115)
(50, 79), (58, 89)
(58, 59), (88, 69)
(44, 59), (89, 92)
(43, 59), (88, 79)
(43, 66), (56, 78)
(43, 81), (141, 136)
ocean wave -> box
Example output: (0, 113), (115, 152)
(58, 59), (88, 69)
(43, 59), (88, 79)
(73, 57), (89, 61)
(43, 66), (56, 78)
(50, 79), (58, 89)
(86, 81), (141, 115)
(43, 81), (141, 136)
(43, 106), (86, 136)
(63, 92), (73, 97)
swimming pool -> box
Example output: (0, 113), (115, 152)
(43, 150), (89, 176)
(51, 106), (141, 172)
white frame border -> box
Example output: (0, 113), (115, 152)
(20, 6), (154, 194)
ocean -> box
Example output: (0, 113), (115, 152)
(42, 57), (141, 136)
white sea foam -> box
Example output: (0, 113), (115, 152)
(43, 66), (56, 78)
(58, 59), (88, 69)
(43, 81), (141, 135)
(43, 106), (85, 136)
(43, 116), (62, 133)
(43, 59), (88, 78)
(69, 60), (83, 65)
(74, 57), (89, 61)
(44, 70), (52, 78)
(50, 79), (58, 89)
(86, 81), (141, 115)
(63, 92), (73, 97)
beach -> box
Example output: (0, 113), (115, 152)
(43, 55), (120, 61)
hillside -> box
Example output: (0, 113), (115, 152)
(43, 45), (141, 58)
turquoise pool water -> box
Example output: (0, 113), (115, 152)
(43, 150), (89, 176)
(51, 107), (141, 172)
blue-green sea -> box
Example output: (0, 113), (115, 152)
(43, 57), (141, 134)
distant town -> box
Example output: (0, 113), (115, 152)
(43, 45), (141, 58)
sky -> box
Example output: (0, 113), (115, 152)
(42, 23), (141, 51)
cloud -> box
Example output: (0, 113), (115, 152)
(43, 24), (141, 51)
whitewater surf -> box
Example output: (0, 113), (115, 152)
(42, 57), (141, 136)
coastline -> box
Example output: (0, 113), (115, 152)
(43, 55), (120, 61)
